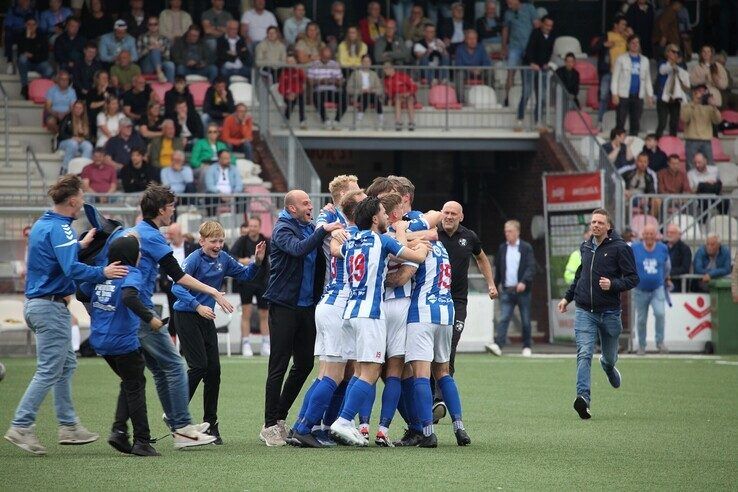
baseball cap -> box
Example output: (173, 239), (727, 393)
(120, 117), (133, 127)
(114, 19), (127, 29)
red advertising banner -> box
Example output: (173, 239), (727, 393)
(545, 172), (603, 211)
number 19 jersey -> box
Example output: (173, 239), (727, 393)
(342, 230), (405, 320)
(408, 240), (455, 325)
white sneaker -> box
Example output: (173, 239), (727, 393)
(522, 347), (532, 357)
(330, 419), (366, 446)
(485, 343), (502, 356)
(324, 120), (332, 130)
(242, 341), (254, 357)
(4, 425), (46, 455)
(173, 424), (217, 449)
(261, 341), (270, 357)
(259, 424), (286, 446)
(163, 413), (209, 434)
(58, 423), (99, 445)
(276, 420), (288, 440)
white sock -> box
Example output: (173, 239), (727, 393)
(378, 425), (389, 436)
(71, 325), (80, 351)
(242, 337), (250, 345)
(453, 420), (465, 431)
(262, 336), (270, 345)
(422, 424), (434, 437)
(357, 112), (364, 121)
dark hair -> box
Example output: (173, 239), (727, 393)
(93, 147), (107, 155)
(645, 133), (657, 140)
(541, 15), (552, 23)
(48, 174), (83, 204)
(626, 34), (640, 45)
(213, 75), (226, 85)
(379, 192), (403, 217)
(613, 15), (626, 26)
(592, 207), (611, 226)
(610, 127), (626, 140)
(84, 40), (98, 50)
(667, 153), (680, 161)
(67, 16), (81, 25)
(174, 74), (186, 83)
(637, 151), (649, 161)
(140, 184), (176, 220)
(341, 190), (365, 222)
(248, 215), (262, 225)
(365, 176), (395, 197)
(354, 197), (382, 230)
(564, 52), (575, 60)
(266, 25), (279, 34)
(130, 147), (145, 156)
(217, 149), (230, 157)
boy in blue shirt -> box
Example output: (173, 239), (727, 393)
(172, 221), (265, 444)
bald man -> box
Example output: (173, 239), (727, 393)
(160, 223), (198, 341)
(260, 189), (344, 446)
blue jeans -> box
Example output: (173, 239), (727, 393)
(58, 138), (93, 172)
(139, 50), (176, 82)
(392, 0), (414, 27)
(685, 139), (714, 169)
(494, 289), (532, 348)
(574, 308), (622, 402)
(597, 72), (612, 124)
(231, 141), (253, 160)
(17, 54), (53, 87)
(634, 287), (665, 350)
(138, 318), (192, 429)
(176, 64), (218, 82)
(517, 70), (548, 122)
(419, 55), (450, 84)
(220, 66), (252, 82)
(12, 299), (78, 428)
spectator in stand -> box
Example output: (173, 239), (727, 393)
(625, 0), (655, 58)
(255, 25), (287, 70)
(603, 127), (635, 169)
(217, 20), (253, 82)
(643, 134), (668, 172)
(202, 76), (235, 126)
(502, 0), (540, 107)
(455, 28), (491, 70)
(283, 2), (310, 46)
(308, 46), (346, 130)
(632, 224), (670, 354)
(81, 148), (117, 194)
(191, 123), (229, 169)
(160, 150), (196, 193)
(159, 0), (193, 43)
(664, 223), (692, 293)
(73, 42), (103, 97)
(476, 0), (502, 51)
(611, 35), (654, 136)
(655, 43), (689, 138)
(347, 55), (384, 130)
(110, 50), (142, 92)
(596, 15), (628, 127)
(173, 98), (204, 149)
(201, 0), (233, 52)
(414, 24), (450, 86)
(80, 0), (113, 42)
(374, 19), (410, 65)
(221, 103), (254, 159)
(148, 119), (183, 168)
(658, 153), (691, 194)
(53, 16), (85, 72)
(295, 22), (324, 61)
(689, 45), (729, 109)
(204, 150), (243, 215)
(104, 116), (146, 169)
(172, 25), (218, 82)
(17, 16), (53, 100)
(383, 61), (417, 131)
(138, 101), (165, 140)
(278, 54), (307, 127)
(403, 3), (432, 45)
(241, 0), (278, 45)
(121, 74), (152, 125)
(337, 26), (368, 68)
(137, 15), (175, 83)
(99, 20), (139, 65)
(715, 51), (738, 112)
(440, 2), (472, 56)
(118, 0), (148, 39)
(693, 234), (732, 292)
(392, 0), (414, 29)
(681, 84), (721, 167)
(620, 152), (658, 203)
(517, 16), (555, 128)
(687, 152), (722, 194)
(322, 1), (348, 50)
(555, 52), (580, 108)
(164, 75), (196, 117)
(120, 147), (158, 192)
(44, 70), (77, 136)
(96, 96), (125, 147)
(359, 1), (386, 48)
(653, 0), (681, 58)
(3, 0), (37, 74)
(58, 100), (94, 174)
(85, 71), (117, 137)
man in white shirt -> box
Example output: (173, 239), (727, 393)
(241, 0), (278, 44)
(687, 152), (722, 193)
(160, 222), (197, 342)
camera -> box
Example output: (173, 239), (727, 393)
(701, 93), (713, 105)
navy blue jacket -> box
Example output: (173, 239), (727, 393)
(565, 230), (639, 313)
(263, 212), (327, 308)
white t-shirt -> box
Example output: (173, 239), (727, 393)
(688, 166), (720, 190)
(224, 36), (243, 69)
(96, 112), (125, 147)
(360, 71), (371, 90)
(240, 9), (278, 43)
(171, 243), (186, 266)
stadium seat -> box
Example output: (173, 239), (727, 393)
(236, 158), (255, 183)
(269, 83), (284, 106)
(564, 110), (597, 135)
(230, 82), (253, 106)
(429, 85), (462, 109)
(717, 162), (738, 189)
(708, 214), (738, 240)
(176, 211), (203, 235)
(579, 135), (606, 163)
(150, 82), (173, 105)
(574, 60), (598, 85)
(67, 298), (90, 330)
(29, 78), (54, 104)
(229, 75), (249, 83)
(467, 85), (498, 109)
(0, 299), (26, 330)
(712, 137), (731, 162)
(670, 214), (703, 241)
(628, 136), (645, 156)
(658, 136), (685, 161)
(189, 82), (211, 107)
(213, 303), (233, 357)
(67, 157), (92, 175)
(553, 36), (585, 59)
(721, 110), (738, 136)
(630, 214), (658, 239)
(185, 74), (208, 83)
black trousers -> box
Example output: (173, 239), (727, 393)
(284, 94), (305, 122)
(616, 96), (644, 136)
(159, 278), (178, 337)
(264, 304), (316, 427)
(449, 300), (468, 377)
(656, 99), (680, 138)
(175, 310), (221, 425)
(104, 350), (150, 443)
(312, 90), (347, 122)
(356, 93), (383, 114)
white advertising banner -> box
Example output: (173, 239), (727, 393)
(638, 293), (712, 352)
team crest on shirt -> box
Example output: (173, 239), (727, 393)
(459, 238), (467, 246)
(216, 262), (223, 271)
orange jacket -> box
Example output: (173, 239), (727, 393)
(221, 113), (253, 145)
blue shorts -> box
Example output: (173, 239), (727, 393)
(507, 47), (524, 67)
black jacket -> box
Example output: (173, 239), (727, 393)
(493, 240), (536, 293)
(565, 230), (639, 313)
(120, 162), (159, 193)
(555, 66), (579, 97)
(174, 110), (205, 140)
(202, 86), (235, 122)
(523, 28), (555, 67)
(215, 35), (253, 70)
(54, 32), (87, 70)
(666, 240), (692, 277)
(18, 33), (48, 63)
(621, 167), (657, 194)
(438, 18), (473, 43)
(164, 87), (196, 118)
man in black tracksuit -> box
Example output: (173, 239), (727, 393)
(558, 208), (639, 420)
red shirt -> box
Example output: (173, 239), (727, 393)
(278, 67), (306, 96)
(384, 72), (417, 98)
(80, 163), (117, 193)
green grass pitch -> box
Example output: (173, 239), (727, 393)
(0, 354), (736, 490)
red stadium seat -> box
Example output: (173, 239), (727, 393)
(150, 82), (173, 105)
(189, 81), (211, 107)
(142, 74), (158, 82)
(563, 110), (597, 135)
(585, 85), (599, 110)
(574, 60), (598, 85)
(721, 110), (738, 136)
(29, 78), (54, 105)
(429, 85), (462, 109)
(658, 135), (685, 161)
(712, 137), (730, 162)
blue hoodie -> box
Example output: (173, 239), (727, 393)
(693, 245), (732, 279)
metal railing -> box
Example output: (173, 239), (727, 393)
(0, 80), (8, 168)
(25, 145), (47, 197)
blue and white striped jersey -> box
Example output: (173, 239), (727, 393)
(408, 241), (455, 325)
(342, 230), (404, 319)
(319, 224), (358, 308)
(316, 208), (348, 285)
(385, 216), (429, 300)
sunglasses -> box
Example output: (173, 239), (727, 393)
(208, 130), (219, 134)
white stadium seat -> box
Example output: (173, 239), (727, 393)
(230, 82), (253, 107)
(467, 85), (499, 109)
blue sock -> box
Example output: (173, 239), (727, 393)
(295, 377), (338, 435)
(413, 377), (434, 436)
(401, 377), (422, 432)
(337, 376), (357, 417)
(323, 379), (347, 426)
(437, 375), (463, 423)
(379, 377), (401, 428)
(339, 378), (373, 421)
(294, 378), (320, 430)
(358, 383), (376, 425)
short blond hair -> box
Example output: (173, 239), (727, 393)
(504, 220), (521, 232)
(328, 174), (358, 203)
(199, 220), (225, 239)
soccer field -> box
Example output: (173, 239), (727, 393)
(0, 354), (736, 490)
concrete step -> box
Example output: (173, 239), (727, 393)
(0, 101), (44, 126)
